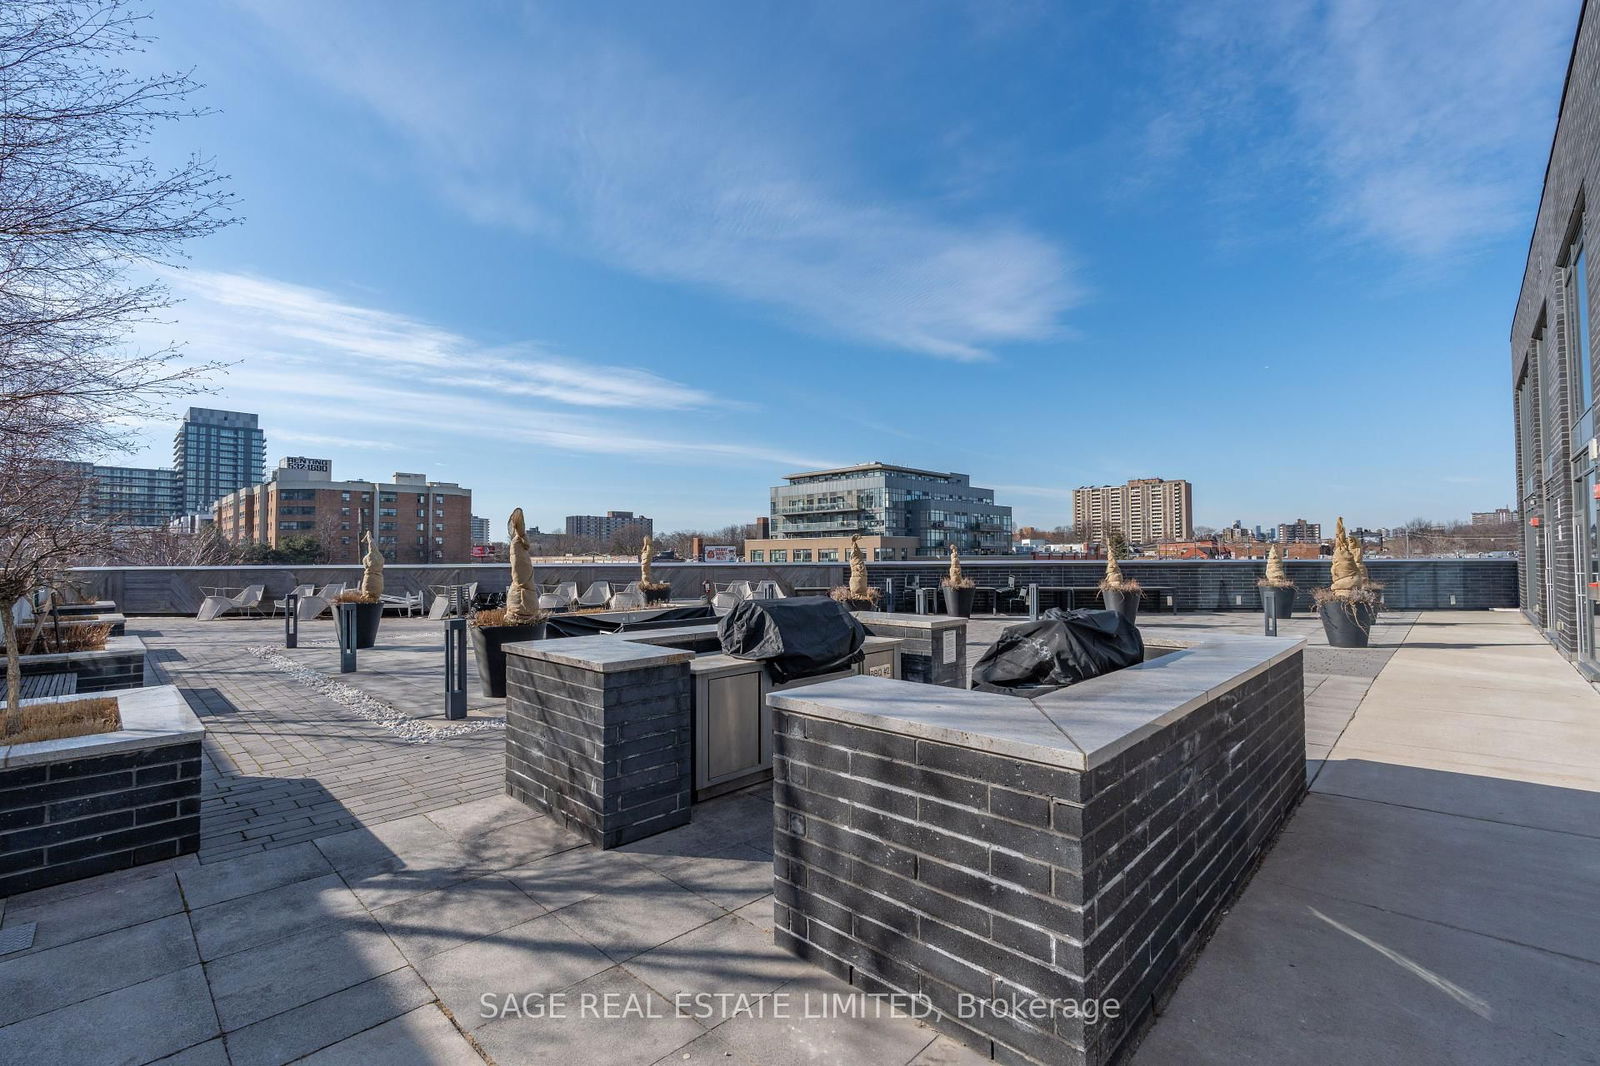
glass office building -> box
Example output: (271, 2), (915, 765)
(173, 408), (266, 514)
(763, 462), (1013, 557)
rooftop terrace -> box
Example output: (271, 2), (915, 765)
(0, 608), (1593, 1064)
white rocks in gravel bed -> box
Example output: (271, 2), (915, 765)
(248, 645), (505, 742)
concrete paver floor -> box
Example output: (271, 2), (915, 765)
(1, 610), (1592, 1065)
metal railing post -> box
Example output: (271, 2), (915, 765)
(444, 618), (467, 720)
(285, 593), (299, 648)
(335, 601), (358, 673)
(1028, 583), (1040, 621)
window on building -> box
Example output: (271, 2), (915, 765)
(818, 549), (838, 562)
(1575, 237), (1594, 431)
(770, 550), (788, 562)
(792, 549), (813, 562)
(749, 550), (764, 562)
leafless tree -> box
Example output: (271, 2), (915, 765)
(0, 0), (235, 456)
(1, 1), (233, 726)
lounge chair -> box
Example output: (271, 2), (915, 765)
(754, 580), (785, 600)
(711, 582), (746, 611)
(295, 582), (346, 622)
(270, 584), (316, 618)
(610, 581), (645, 610)
(197, 584), (265, 622)
(576, 581), (612, 608)
(537, 581), (578, 611)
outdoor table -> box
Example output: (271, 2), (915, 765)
(1029, 585), (1176, 618)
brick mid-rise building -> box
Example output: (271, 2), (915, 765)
(214, 457), (473, 563)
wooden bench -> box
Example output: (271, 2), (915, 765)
(20, 673), (78, 699)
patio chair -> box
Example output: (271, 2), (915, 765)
(455, 583), (479, 615)
(196, 584), (265, 622)
(576, 581), (612, 608)
(753, 580), (785, 600)
(537, 581), (579, 611)
(427, 585), (452, 620)
(380, 591), (423, 616)
(729, 580), (754, 601)
(711, 582), (742, 611)
(295, 582), (346, 622)
(270, 584), (316, 618)
(610, 581), (645, 610)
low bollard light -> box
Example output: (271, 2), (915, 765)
(1264, 591), (1278, 637)
(285, 593), (299, 648)
(335, 601), (358, 673)
(444, 617), (468, 720)
(1028, 583), (1040, 620)
(883, 578), (895, 613)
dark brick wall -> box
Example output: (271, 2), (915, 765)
(859, 620), (967, 687)
(772, 652), (1305, 1066)
(0, 740), (201, 898)
(865, 560), (1518, 612)
(4, 645), (144, 693)
(504, 653), (692, 849)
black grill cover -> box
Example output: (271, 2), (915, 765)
(970, 608), (1143, 695)
(718, 596), (867, 685)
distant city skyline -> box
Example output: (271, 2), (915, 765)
(100, 1), (1578, 534)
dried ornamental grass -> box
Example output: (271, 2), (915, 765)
(1098, 552), (1141, 594)
(2, 696), (120, 746)
(471, 607), (548, 628)
(333, 590), (379, 604)
(18, 622), (111, 654)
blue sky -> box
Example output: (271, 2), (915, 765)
(115, 0), (1577, 534)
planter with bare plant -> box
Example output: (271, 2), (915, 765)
(940, 542), (976, 618)
(640, 535), (672, 605)
(1098, 545), (1142, 623)
(830, 535), (881, 611)
(1313, 517), (1382, 647)
(1257, 544), (1296, 619)
(471, 509), (551, 697)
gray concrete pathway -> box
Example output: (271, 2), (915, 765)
(1133, 611), (1600, 1065)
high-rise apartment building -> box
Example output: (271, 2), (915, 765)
(564, 511), (653, 543)
(173, 408), (266, 514)
(1276, 518), (1323, 544)
(214, 458), (472, 563)
(1073, 478), (1193, 546)
(743, 461), (1013, 562)
(470, 515), (492, 546)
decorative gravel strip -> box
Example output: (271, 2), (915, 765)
(248, 645), (505, 742)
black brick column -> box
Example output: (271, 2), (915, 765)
(504, 644), (693, 849)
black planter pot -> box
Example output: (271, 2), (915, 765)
(1102, 588), (1140, 624)
(1259, 585), (1295, 619)
(839, 597), (879, 612)
(471, 622), (548, 698)
(942, 585), (977, 618)
(644, 585), (671, 605)
(1319, 601), (1376, 648)
(352, 601), (383, 649)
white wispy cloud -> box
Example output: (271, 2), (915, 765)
(238, 1), (1078, 361)
(1151, 0), (1574, 259)
(140, 270), (836, 471)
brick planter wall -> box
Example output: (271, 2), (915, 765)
(0, 687), (203, 897)
(4, 637), (146, 693)
(858, 616), (967, 687)
(771, 650), (1305, 1066)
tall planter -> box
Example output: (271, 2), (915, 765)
(1102, 588), (1140, 624)
(352, 601), (383, 649)
(471, 622), (548, 698)
(1319, 601), (1376, 648)
(1259, 585), (1295, 620)
(942, 585), (976, 618)
(644, 585), (671, 606)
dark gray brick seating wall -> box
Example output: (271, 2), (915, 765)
(0, 740), (202, 897)
(66, 558), (1517, 614)
(772, 652), (1305, 1066)
(504, 651), (693, 849)
(4, 639), (145, 693)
